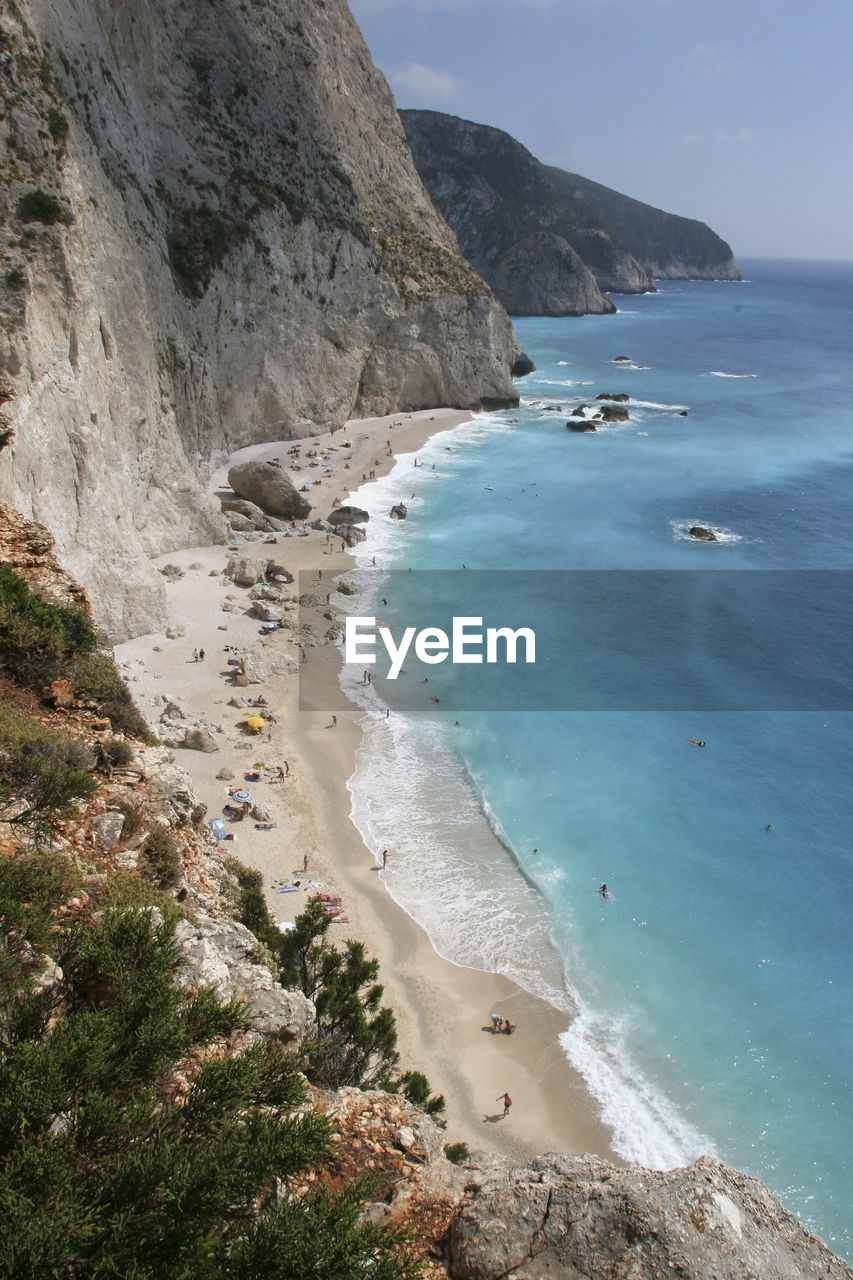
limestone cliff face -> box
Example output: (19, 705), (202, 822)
(0, 0), (519, 640)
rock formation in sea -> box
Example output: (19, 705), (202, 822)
(0, 0), (521, 640)
(400, 109), (741, 316)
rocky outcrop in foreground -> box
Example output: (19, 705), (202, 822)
(0, 1), (520, 640)
(401, 110), (741, 317)
(445, 1153), (851, 1280)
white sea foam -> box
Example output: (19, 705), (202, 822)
(560, 1002), (716, 1169)
(710, 370), (758, 378)
(627, 399), (691, 412)
(344, 698), (571, 1011)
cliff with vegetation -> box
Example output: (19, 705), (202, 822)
(400, 109), (741, 316)
(0, 0), (520, 640)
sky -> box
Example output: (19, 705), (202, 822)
(348, 0), (853, 260)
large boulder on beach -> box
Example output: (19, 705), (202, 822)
(327, 506), (369, 526)
(221, 498), (287, 534)
(227, 461), (312, 519)
(225, 556), (272, 586)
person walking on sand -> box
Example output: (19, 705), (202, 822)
(497, 1092), (512, 1117)
(192, 648), (199, 662)
(332, 715), (337, 728)
(303, 853), (309, 873)
(381, 848), (388, 869)
(198, 649), (205, 661)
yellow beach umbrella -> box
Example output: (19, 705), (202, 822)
(246, 716), (266, 730)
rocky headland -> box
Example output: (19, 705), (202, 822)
(400, 109), (741, 316)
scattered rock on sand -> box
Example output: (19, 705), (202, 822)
(160, 564), (185, 579)
(182, 726), (220, 753)
(227, 461), (312, 519)
(165, 625), (186, 639)
(225, 556), (271, 587)
(327, 505), (369, 526)
(216, 767), (236, 781)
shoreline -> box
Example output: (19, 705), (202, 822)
(115, 407), (620, 1165)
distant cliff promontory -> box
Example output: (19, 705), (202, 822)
(0, 1), (520, 640)
(400, 110), (741, 317)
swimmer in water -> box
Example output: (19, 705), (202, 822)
(687, 739), (706, 748)
(598, 883), (609, 898)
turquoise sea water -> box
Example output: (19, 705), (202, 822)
(341, 259), (853, 1255)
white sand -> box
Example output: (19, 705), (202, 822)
(115, 410), (619, 1164)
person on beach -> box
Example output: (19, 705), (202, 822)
(199, 649), (205, 661)
(504, 1021), (516, 1035)
(192, 648), (198, 662)
(381, 848), (388, 869)
(497, 1092), (512, 1117)
(303, 854), (309, 873)
(490, 1013), (499, 1032)
(331, 715), (337, 728)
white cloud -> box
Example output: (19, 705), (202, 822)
(684, 127), (755, 146)
(388, 61), (464, 102)
(687, 42), (743, 77)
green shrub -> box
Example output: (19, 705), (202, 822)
(166, 206), (248, 299)
(17, 187), (72, 226)
(224, 854), (263, 889)
(444, 1141), (470, 1166)
(0, 907), (421, 1278)
(100, 735), (134, 768)
(5, 267), (26, 290)
(99, 870), (195, 927)
(66, 650), (152, 739)
(0, 703), (97, 834)
(0, 565), (94, 681)
(139, 823), (182, 889)
(46, 105), (68, 145)
(399, 1069), (446, 1120)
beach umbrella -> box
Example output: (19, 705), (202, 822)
(233, 789), (253, 803)
(246, 715), (265, 730)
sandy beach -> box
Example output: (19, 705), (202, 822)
(115, 409), (619, 1165)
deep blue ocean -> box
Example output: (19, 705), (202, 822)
(341, 259), (853, 1256)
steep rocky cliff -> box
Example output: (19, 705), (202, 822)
(0, 0), (520, 640)
(547, 166), (742, 281)
(400, 109), (741, 315)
